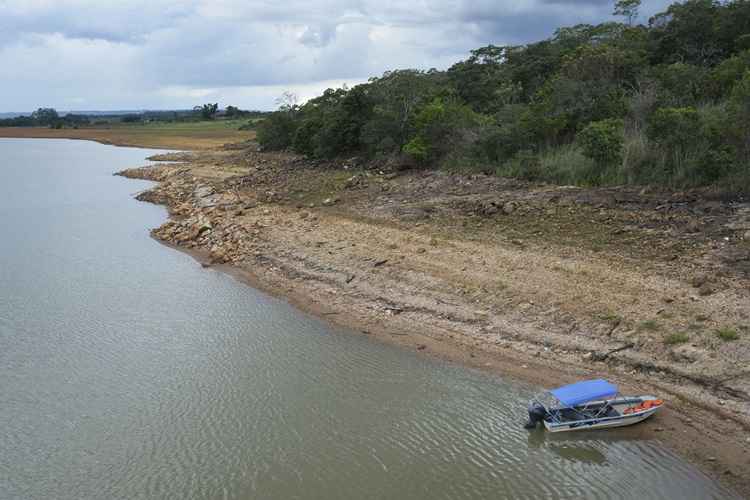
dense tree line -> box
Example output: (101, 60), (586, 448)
(0, 108), (90, 128)
(0, 105), (266, 127)
(257, 0), (750, 190)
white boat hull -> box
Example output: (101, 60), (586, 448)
(544, 407), (659, 433)
(541, 395), (662, 433)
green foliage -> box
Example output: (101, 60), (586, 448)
(648, 107), (702, 153)
(614, 0), (641, 26)
(729, 70), (750, 158)
(651, 63), (710, 105)
(249, 0), (750, 192)
(256, 111), (297, 151)
(716, 328), (739, 341)
(576, 119), (624, 168)
(665, 332), (689, 345)
(31, 107), (59, 125)
(403, 98), (483, 164)
(193, 103), (219, 120)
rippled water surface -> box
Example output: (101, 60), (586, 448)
(0, 138), (736, 499)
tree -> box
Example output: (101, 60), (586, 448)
(275, 92), (299, 113)
(31, 108), (59, 126)
(225, 105), (243, 118)
(577, 118), (624, 167)
(614, 0), (641, 26)
(193, 103), (218, 120)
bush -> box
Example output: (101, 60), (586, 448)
(537, 144), (599, 185)
(496, 150), (543, 181)
(403, 98), (483, 164)
(576, 119), (624, 167)
(716, 328), (739, 341)
(256, 112), (297, 151)
(729, 70), (750, 158)
(648, 107), (701, 152)
(665, 332), (689, 345)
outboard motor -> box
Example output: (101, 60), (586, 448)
(524, 402), (549, 429)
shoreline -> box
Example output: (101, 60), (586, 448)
(139, 186), (749, 496)
(0, 126), (249, 150)
(160, 232), (749, 495)
(6, 130), (747, 495)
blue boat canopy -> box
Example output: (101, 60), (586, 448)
(549, 379), (618, 406)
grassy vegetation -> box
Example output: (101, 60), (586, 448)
(598, 312), (622, 323)
(715, 328), (740, 341)
(0, 120), (252, 150)
(638, 319), (661, 332)
(665, 332), (690, 345)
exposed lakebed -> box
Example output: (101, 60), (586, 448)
(0, 138), (735, 499)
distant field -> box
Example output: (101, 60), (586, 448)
(0, 120), (254, 150)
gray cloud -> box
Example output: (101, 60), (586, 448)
(0, 0), (674, 111)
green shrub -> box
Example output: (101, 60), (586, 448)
(665, 332), (689, 345)
(709, 50), (750, 98)
(404, 98), (483, 164)
(403, 136), (430, 163)
(537, 144), (598, 185)
(256, 112), (297, 151)
(729, 70), (750, 158)
(638, 319), (660, 331)
(715, 328), (739, 341)
(576, 118), (624, 168)
(496, 150), (542, 181)
(648, 107), (701, 153)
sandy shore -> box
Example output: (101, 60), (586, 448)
(4, 128), (747, 494)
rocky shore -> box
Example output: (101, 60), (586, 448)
(119, 144), (750, 494)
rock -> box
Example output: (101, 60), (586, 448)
(685, 219), (701, 233)
(698, 282), (717, 296)
(502, 201), (516, 215)
(299, 211), (309, 219)
(210, 248), (227, 264)
(416, 247), (426, 254)
(416, 344), (427, 351)
(744, 230), (750, 240)
(262, 209), (271, 215)
(322, 198), (336, 206)
(197, 221), (213, 235)
(194, 185), (214, 198)
(671, 345), (703, 363)
(373, 259), (389, 267)
(690, 274), (709, 288)
(477, 201), (499, 216)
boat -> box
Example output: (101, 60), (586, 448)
(524, 379), (663, 433)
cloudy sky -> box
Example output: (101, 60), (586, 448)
(0, 0), (673, 112)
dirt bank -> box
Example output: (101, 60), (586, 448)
(117, 144), (750, 494)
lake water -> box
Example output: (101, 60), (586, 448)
(0, 138), (736, 499)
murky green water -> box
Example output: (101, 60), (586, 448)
(0, 138), (736, 499)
